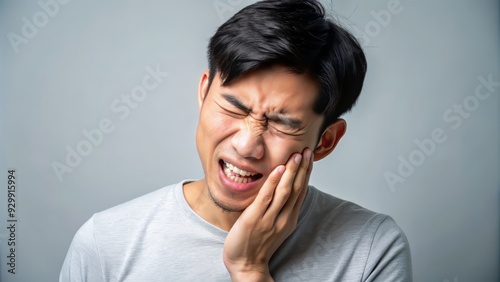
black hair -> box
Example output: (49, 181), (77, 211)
(207, 0), (367, 134)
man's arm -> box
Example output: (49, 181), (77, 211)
(59, 217), (105, 282)
(362, 216), (413, 282)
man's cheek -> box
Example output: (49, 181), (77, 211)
(202, 112), (233, 133)
(267, 140), (304, 165)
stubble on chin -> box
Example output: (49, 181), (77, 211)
(206, 184), (245, 213)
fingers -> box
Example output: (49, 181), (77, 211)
(264, 148), (313, 219)
(290, 152), (313, 220)
(247, 165), (285, 217)
(279, 148), (312, 218)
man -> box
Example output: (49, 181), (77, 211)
(60, 0), (412, 281)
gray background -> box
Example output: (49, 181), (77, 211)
(0, 0), (498, 281)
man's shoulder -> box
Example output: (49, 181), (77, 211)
(275, 187), (412, 281)
(305, 186), (402, 236)
(97, 184), (172, 216)
(89, 181), (184, 231)
(309, 186), (380, 219)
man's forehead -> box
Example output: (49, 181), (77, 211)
(215, 65), (316, 86)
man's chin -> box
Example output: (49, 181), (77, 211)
(206, 185), (255, 213)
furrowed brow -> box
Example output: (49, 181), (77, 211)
(221, 93), (303, 130)
(221, 94), (251, 113)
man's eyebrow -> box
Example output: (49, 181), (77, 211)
(267, 113), (303, 130)
(221, 94), (251, 113)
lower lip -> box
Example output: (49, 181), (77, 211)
(218, 161), (262, 193)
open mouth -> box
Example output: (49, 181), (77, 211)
(219, 160), (263, 184)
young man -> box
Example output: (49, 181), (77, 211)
(60, 1), (412, 281)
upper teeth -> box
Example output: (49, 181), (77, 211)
(224, 162), (257, 177)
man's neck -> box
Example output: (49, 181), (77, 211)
(183, 180), (241, 232)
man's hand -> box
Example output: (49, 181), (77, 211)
(223, 148), (313, 282)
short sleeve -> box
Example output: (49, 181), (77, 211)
(362, 216), (412, 282)
(59, 216), (105, 282)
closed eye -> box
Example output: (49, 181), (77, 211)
(225, 108), (247, 118)
(214, 100), (247, 118)
(266, 114), (305, 136)
(267, 115), (302, 131)
(268, 122), (305, 136)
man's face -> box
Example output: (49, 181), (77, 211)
(196, 66), (324, 212)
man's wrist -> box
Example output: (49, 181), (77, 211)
(230, 270), (274, 282)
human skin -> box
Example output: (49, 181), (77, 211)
(183, 65), (346, 281)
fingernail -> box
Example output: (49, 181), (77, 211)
(294, 154), (302, 164)
(305, 149), (312, 162)
(278, 165), (285, 174)
(304, 149), (311, 161)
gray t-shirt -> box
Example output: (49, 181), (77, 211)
(60, 180), (412, 281)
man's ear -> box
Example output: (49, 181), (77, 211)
(313, 119), (347, 161)
(198, 70), (210, 111)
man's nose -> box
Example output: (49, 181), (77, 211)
(230, 117), (265, 160)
